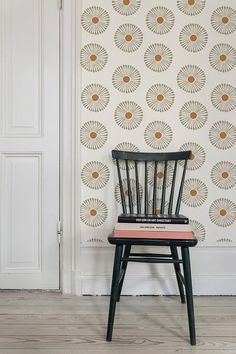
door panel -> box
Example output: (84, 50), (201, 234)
(2, 154), (42, 273)
(0, 0), (59, 288)
(2, 0), (42, 136)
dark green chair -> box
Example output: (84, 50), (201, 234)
(106, 150), (198, 345)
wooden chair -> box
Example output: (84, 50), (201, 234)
(106, 150), (198, 345)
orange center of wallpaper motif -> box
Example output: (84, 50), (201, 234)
(220, 131), (227, 139)
(125, 34), (133, 42)
(157, 16), (164, 24)
(221, 94), (229, 101)
(220, 54), (227, 61)
(92, 94), (99, 101)
(155, 54), (162, 61)
(90, 54), (97, 62)
(190, 112), (197, 119)
(123, 76), (130, 83)
(125, 112), (132, 119)
(92, 17), (99, 24)
(157, 171), (164, 179)
(190, 189), (197, 196)
(90, 209), (97, 216)
(90, 132), (97, 139)
(222, 171), (229, 179)
(92, 172), (99, 179)
(220, 209), (227, 216)
(190, 34), (197, 42)
(222, 16), (229, 24)
(188, 76), (195, 83)
(155, 131), (162, 139)
(156, 94), (164, 101)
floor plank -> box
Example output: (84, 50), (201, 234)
(0, 291), (235, 353)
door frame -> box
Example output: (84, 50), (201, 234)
(60, 0), (81, 294)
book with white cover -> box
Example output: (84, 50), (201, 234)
(115, 222), (192, 232)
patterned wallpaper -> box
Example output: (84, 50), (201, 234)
(79, 0), (236, 247)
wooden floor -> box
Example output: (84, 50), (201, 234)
(0, 291), (235, 353)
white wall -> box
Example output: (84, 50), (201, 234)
(74, 0), (236, 295)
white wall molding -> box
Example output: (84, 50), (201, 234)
(74, 0), (83, 296)
(60, 0), (80, 294)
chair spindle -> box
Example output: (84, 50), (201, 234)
(144, 161), (148, 214)
(168, 160), (177, 215)
(116, 159), (127, 214)
(125, 160), (133, 214)
(175, 159), (188, 214)
(160, 160), (168, 214)
(135, 161), (141, 214)
(152, 161), (158, 215)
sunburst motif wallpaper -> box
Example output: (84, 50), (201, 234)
(79, 0), (236, 247)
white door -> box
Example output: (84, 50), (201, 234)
(0, 0), (60, 288)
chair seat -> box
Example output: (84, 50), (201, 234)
(108, 231), (198, 247)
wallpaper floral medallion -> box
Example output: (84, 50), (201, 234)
(80, 0), (236, 246)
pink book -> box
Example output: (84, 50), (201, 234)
(113, 229), (194, 240)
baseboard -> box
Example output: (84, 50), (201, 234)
(71, 247), (236, 295)
(80, 274), (236, 296)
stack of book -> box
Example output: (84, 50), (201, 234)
(114, 214), (194, 239)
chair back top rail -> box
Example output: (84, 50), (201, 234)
(112, 150), (191, 162)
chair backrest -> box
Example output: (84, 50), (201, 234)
(112, 150), (191, 215)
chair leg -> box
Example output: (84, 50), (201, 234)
(170, 246), (185, 304)
(181, 247), (196, 346)
(117, 245), (131, 302)
(106, 245), (123, 341)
